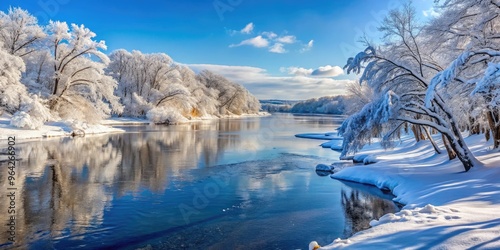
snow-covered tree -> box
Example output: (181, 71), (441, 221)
(44, 21), (122, 122)
(0, 7), (45, 57)
(0, 43), (28, 114)
(290, 96), (347, 115)
(425, 0), (500, 148)
(107, 50), (194, 119)
(196, 70), (260, 115)
(340, 2), (482, 171)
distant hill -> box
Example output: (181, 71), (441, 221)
(259, 100), (299, 113)
(260, 96), (347, 115)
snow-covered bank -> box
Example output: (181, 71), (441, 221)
(0, 112), (271, 141)
(0, 114), (126, 140)
(315, 134), (500, 249)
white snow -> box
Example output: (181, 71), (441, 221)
(0, 113), (124, 140)
(320, 139), (343, 150)
(313, 134), (500, 249)
(295, 132), (342, 140)
(0, 112), (271, 141)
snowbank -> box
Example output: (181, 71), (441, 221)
(295, 132), (342, 140)
(320, 139), (343, 150)
(316, 134), (500, 249)
(0, 112), (271, 141)
(0, 114), (125, 140)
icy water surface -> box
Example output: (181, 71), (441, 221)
(0, 114), (398, 249)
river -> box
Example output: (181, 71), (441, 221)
(0, 114), (398, 250)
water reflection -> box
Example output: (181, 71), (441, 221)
(340, 182), (400, 237)
(1, 119), (259, 248)
(0, 114), (397, 249)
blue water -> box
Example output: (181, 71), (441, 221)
(0, 114), (398, 250)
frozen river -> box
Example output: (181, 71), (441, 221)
(0, 114), (398, 249)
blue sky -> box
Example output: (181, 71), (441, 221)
(0, 0), (436, 99)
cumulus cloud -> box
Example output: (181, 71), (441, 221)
(229, 23), (310, 54)
(262, 31), (278, 39)
(276, 35), (296, 44)
(311, 65), (344, 77)
(229, 35), (269, 48)
(301, 40), (314, 52)
(282, 65), (344, 78)
(280, 66), (313, 76)
(241, 22), (254, 34)
(269, 43), (286, 53)
(187, 64), (352, 100)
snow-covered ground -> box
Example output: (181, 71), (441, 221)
(0, 114), (134, 140)
(0, 112), (271, 141)
(304, 134), (500, 249)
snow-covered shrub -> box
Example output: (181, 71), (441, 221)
(10, 111), (33, 129)
(146, 107), (188, 124)
(121, 93), (154, 117)
(10, 95), (52, 129)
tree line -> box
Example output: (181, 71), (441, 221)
(0, 8), (260, 129)
(340, 0), (500, 172)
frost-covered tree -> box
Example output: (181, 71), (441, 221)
(0, 43), (28, 114)
(0, 43), (51, 128)
(0, 7), (45, 57)
(107, 50), (194, 119)
(290, 96), (347, 115)
(426, 0), (500, 148)
(44, 21), (122, 122)
(175, 65), (219, 117)
(196, 70), (260, 115)
(108, 50), (260, 122)
(340, 2), (482, 171)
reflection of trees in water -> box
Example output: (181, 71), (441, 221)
(341, 189), (397, 237)
(0, 118), (260, 247)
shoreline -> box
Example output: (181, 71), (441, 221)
(311, 133), (500, 249)
(0, 112), (270, 141)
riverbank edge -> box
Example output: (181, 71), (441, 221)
(0, 112), (270, 141)
(314, 133), (500, 249)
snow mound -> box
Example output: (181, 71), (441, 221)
(370, 204), (462, 227)
(295, 132), (343, 140)
(320, 139), (343, 150)
(316, 164), (334, 172)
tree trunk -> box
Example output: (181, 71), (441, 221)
(52, 77), (59, 95)
(447, 120), (479, 172)
(423, 126), (441, 154)
(486, 110), (500, 148)
(442, 134), (456, 160)
(412, 125), (421, 142)
(469, 117), (480, 135)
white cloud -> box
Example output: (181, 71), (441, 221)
(229, 35), (269, 48)
(262, 31), (278, 39)
(301, 40), (314, 52)
(281, 67), (314, 76)
(187, 64), (352, 100)
(423, 7), (440, 18)
(282, 65), (344, 78)
(269, 43), (286, 53)
(276, 35), (296, 44)
(228, 24), (307, 54)
(241, 22), (254, 34)
(311, 65), (344, 77)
